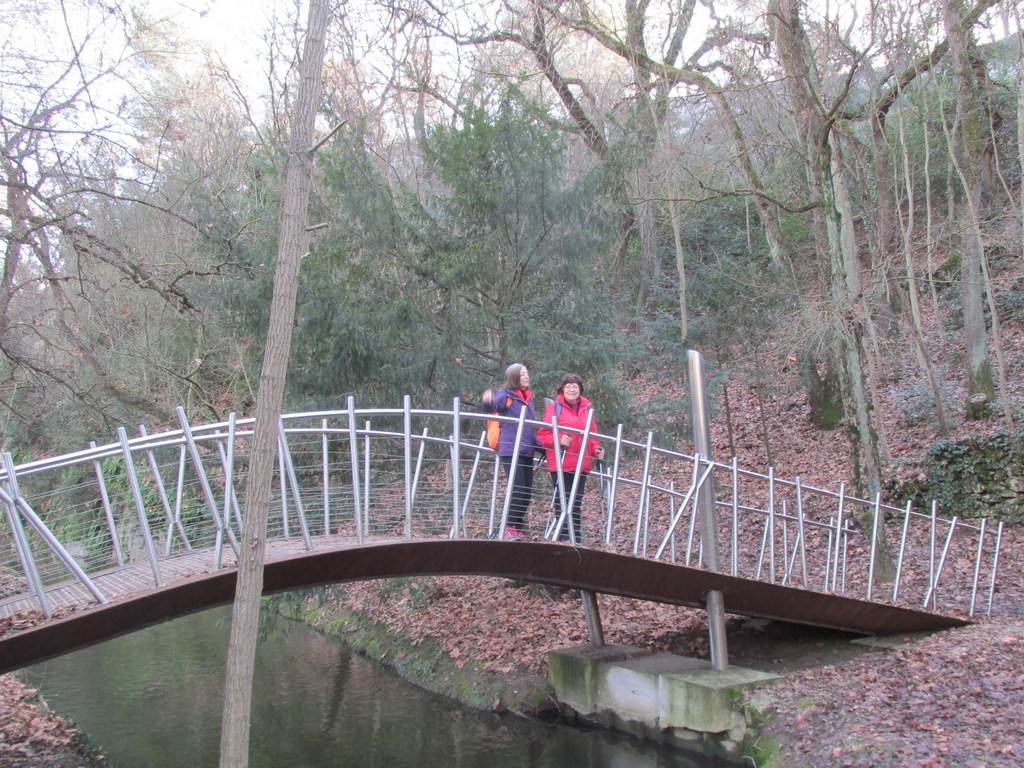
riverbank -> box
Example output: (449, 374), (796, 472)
(273, 566), (1024, 768)
(0, 675), (106, 767)
(3, 566), (1021, 768)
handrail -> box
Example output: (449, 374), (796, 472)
(0, 401), (1004, 623)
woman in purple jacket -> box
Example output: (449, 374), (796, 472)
(482, 363), (539, 539)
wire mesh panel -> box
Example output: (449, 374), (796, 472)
(0, 401), (1006, 622)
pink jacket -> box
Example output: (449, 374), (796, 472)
(537, 394), (601, 474)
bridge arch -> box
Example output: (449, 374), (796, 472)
(0, 539), (968, 674)
(0, 399), (1002, 672)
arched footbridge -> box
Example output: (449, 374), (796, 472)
(0, 399), (1003, 674)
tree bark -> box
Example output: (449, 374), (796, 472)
(943, 0), (996, 421)
(895, 100), (949, 436)
(768, 0), (881, 491)
(218, 1), (330, 765)
(668, 197), (688, 343)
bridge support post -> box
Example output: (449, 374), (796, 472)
(580, 589), (605, 646)
(687, 350), (729, 672)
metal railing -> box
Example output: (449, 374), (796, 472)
(0, 396), (1004, 620)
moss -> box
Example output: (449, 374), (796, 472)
(884, 428), (1024, 523)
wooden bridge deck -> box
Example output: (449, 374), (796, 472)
(0, 537), (971, 675)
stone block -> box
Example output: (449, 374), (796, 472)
(546, 644), (651, 714)
(598, 653), (710, 727)
(659, 666), (779, 733)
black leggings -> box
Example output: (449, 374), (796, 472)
(550, 471), (588, 543)
(499, 454), (535, 531)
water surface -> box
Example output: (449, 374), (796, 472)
(22, 605), (718, 767)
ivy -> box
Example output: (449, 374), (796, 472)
(885, 429), (1024, 523)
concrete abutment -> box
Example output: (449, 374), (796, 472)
(547, 645), (779, 761)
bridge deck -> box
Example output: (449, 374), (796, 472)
(0, 537), (969, 675)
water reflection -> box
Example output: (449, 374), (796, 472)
(22, 606), (716, 767)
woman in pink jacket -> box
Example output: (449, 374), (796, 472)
(537, 373), (604, 544)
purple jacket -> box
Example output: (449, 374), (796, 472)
(489, 388), (539, 458)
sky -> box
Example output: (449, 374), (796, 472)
(151, 0), (287, 72)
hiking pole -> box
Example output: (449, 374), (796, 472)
(545, 446), (567, 539)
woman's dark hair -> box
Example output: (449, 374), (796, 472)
(503, 363), (528, 390)
(557, 373), (584, 395)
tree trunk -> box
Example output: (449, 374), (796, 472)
(218, 1), (330, 766)
(896, 100), (949, 436)
(943, 0), (996, 421)
(668, 198), (688, 343)
(768, 0), (881, 491)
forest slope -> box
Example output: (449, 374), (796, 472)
(3, 248), (1024, 768)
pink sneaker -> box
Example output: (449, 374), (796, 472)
(504, 527), (525, 540)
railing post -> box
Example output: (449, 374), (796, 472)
(687, 349), (728, 672)
(1, 454), (52, 616)
(404, 396), (413, 538)
(278, 419), (313, 550)
(346, 397), (363, 544)
(2, 478), (108, 605)
(176, 406), (239, 565)
(602, 423), (623, 545)
(137, 427), (192, 555)
(322, 418), (330, 536)
(117, 427), (162, 587)
(580, 590), (605, 647)
(632, 431), (654, 556)
(451, 397), (461, 539)
(90, 441), (125, 566)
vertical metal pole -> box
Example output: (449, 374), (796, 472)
(687, 349), (728, 672)
(224, 413), (243, 533)
(580, 589), (605, 646)
(829, 484), (846, 591)
(90, 442), (125, 566)
(117, 427), (162, 586)
(451, 397), (461, 539)
(767, 467), (776, 583)
(795, 478), (807, 587)
(363, 420), (371, 539)
(278, 420), (313, 550)
(892, 501), (913, 602)
(867, 492), (881, 600)
(969, 518), (987, 618)
(632, 431), (654, 556)
(176, 406), (239, 563)
(322, 418), (330, 536)
(987, 521), (1004, 616)
(603, 424), (623, 545)
(346, 397), (363, 544)
(404, 396), (413, 538)
(730, 456), (739, 577)
(278, 447), (290, 539)
(137, 426), (188, 552)
(1, 455), (51, 616)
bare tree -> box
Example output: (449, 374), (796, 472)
(218, 0), (330, 765)
(943, 0), (998, 420)
(0, 1), (268, 448)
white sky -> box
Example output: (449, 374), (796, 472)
(150, 0), (291, 72)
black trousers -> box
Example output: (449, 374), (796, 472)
(499, 454), (534, 531)
(550, 471), (588, 544)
